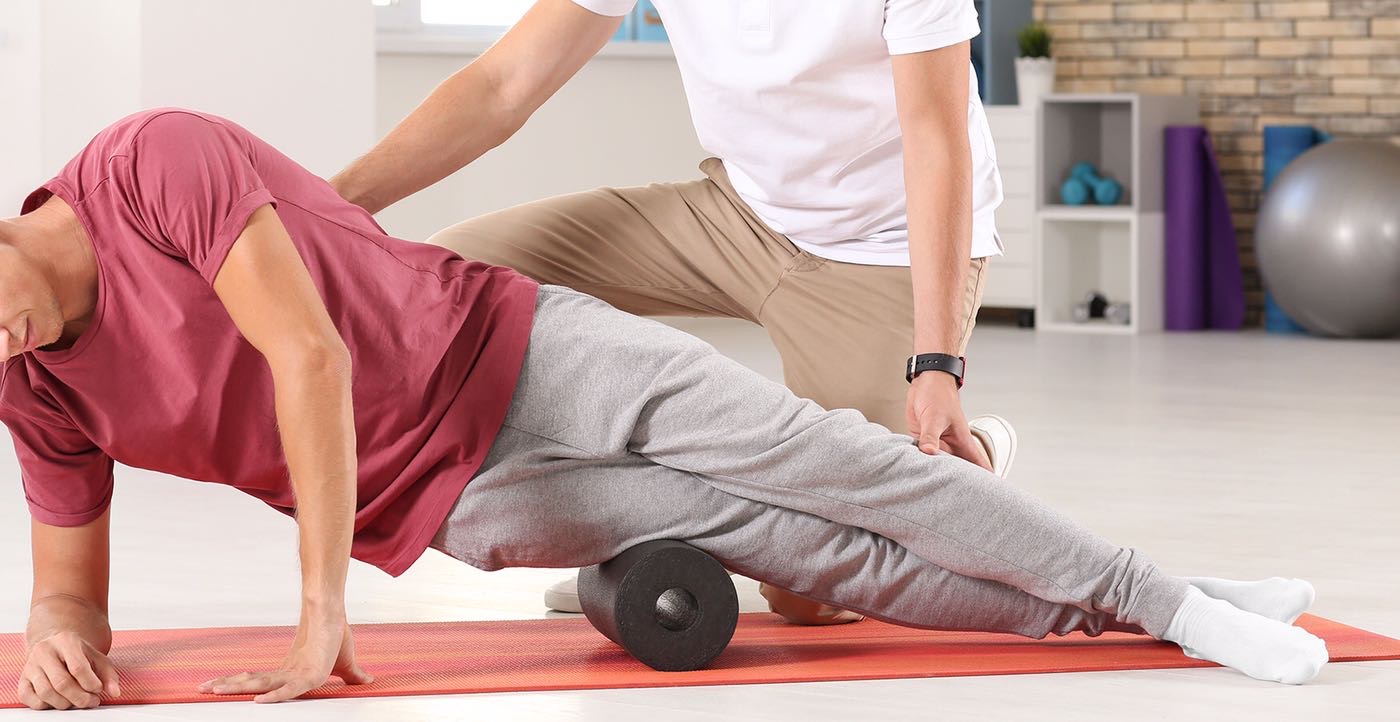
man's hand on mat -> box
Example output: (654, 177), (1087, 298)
(199, 614), (373, 703)
(17, 630), (122, 710)
(906, 373), (992, 471)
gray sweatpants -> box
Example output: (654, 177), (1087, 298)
(431, 285), (1188, 638)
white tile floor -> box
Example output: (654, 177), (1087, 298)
(2, 321), (1397, 721)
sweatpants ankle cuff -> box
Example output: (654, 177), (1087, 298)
(1130, 570), (1191, 638)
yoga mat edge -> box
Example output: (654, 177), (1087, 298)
(1, 613), (1396, 708)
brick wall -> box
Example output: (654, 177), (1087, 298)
(1036, 0), (1400, 325)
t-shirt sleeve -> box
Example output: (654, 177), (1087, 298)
(570, 0), (636, 17)
(128, 111), (276, 284)
(1, 387), (114, 527)
(883, 0), (982, 56)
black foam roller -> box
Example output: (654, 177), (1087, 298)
(577, 540), (738, 672)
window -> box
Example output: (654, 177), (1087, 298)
(421, 0), (533, 27)
(375, 0), (671, 56)
(374, 0), (531, 37)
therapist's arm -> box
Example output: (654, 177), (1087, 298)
(331, 0), (623, 213)
(198, 205), (371, 703)
(891, 42), (991, 469)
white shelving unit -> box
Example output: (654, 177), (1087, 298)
(1034, 94), (1199, 334)
(982, 104), (1038, 325)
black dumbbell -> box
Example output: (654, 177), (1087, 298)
(1073, 291), (1110, 323)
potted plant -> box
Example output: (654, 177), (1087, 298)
(1015, 22), (1055, 108)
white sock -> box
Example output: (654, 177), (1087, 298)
(1163, 586), (1328, 684)
(1178, 577), (1315, 662)
(1186, 576), (1315, 624)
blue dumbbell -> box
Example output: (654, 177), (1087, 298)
(1060, 177), (1091, 206)
(1066, 162), (1123, 206)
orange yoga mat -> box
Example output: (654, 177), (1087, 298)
(3, 613), (1398, 708)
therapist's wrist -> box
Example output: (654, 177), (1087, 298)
(906, 353), (965, 387)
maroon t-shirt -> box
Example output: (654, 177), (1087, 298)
(1, 109), (537, 576)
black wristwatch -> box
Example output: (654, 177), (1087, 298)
(906, 353), (965, 387)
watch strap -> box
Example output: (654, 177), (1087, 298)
(906, 353), (965, 387)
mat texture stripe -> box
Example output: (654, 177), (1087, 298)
(3, 613), (1398, 707)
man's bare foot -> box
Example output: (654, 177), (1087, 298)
(760, 584), (865, 625)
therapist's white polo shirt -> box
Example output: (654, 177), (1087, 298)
(573, 0), (1004, 265)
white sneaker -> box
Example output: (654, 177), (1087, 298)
(544, 574), (583, 613)
(545, 568), (741, 613)
(968, 414), (1018, 479)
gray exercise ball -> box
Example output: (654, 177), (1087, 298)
(1256, 139), (1400, 338)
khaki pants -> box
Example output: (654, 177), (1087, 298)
(429, 158), (988, 433)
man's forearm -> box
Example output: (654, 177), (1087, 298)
(270, 351), (357, 611)
(331, 63), (520, 215)
(27, 595), (112, 654)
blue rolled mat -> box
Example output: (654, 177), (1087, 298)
(1263, 126), (1331, 189)
(1261, 126), (1332, 334)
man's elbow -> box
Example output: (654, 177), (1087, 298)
(272, 335), (352, 382)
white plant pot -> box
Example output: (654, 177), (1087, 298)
(1015, 57), (1057, 108)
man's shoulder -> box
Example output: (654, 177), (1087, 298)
(0, 358), (43, 420)
(113, 108), (252, 155)
(41, 108), (265, 221)
(80, 108), (250, 167)
(35, 109), (234, 208)
(0, 358), (84, 432)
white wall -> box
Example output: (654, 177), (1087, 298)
(139, 0), (375, 177)
(4, 1), (701, 244)
(373, 51), (705, 242)
(37, 0), (143, 171)
(0, 1), (46, 207)
(0, 0), (374, 213)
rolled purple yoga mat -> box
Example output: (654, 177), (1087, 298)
(1165, 128), (1207, 329)
(1163, 126), (1246, 330)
